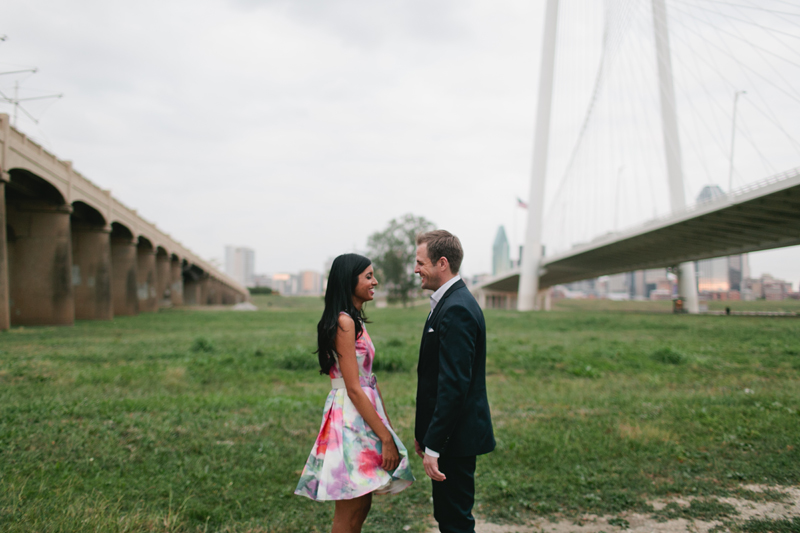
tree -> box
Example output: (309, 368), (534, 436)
(367, 214), (436, 306)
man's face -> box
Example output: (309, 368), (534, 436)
(415, 243), (442, 291)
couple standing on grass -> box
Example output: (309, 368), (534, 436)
(294, 230), (496, 533)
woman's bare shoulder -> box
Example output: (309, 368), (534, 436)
(337, 312), (355, 329)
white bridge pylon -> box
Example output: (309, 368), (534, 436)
(519, 0), (730, 313)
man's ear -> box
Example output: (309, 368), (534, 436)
(439, 256), (450, 272)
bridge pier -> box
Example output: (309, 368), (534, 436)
(169, 257), (183, 306)
(677, 262), (699, 314)
(205, 278), (221, 305)
(136, 239), (157, 313)
(71, 224), (113, 321)
(214, 280), (224, 305)
(231, 287), (245, 304)
(0, 180), (9, 330)
(183, 280), (198, 305)
(199, 277), (210, 305)
(536, 289), (552, 311)
(6, 202), (74, 326)
(111, 226), (138, 316)
(155, 249), (171, 308)
(183, 266), (204, 306)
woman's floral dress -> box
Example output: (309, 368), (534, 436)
(294, 321), (414, 501)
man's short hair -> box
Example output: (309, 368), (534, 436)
(416, 230), (464, 274)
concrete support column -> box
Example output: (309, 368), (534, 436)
(169, 259), (183, 306)
(72, 225), (112, 320)
(231, 288), (244, 304)
(155, 252), (170, 308)
(678, 262), (699, 313)
(226, 286), (243, 305)
(536, 289), (552, 311)
(136, 242), (157, 313)
(111, 238), (138, 316)
(475, 289), (486, 309)
(184, 278), (200, 305)
(199, 277), (210, 305)
(220, 285), (232, 305)
(212, 280), (223, 305)
(7, 203), (74, 326)
(0, 181), (9, 330)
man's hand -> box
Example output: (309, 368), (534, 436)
(414, 439), (424, 458)
(423, 453), (446, 482)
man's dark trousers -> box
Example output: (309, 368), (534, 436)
(432, 455), (477, 533)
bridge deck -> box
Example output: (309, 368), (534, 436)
(480, 168), (800, 292)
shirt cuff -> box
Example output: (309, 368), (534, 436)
(425, 447), (440, 458)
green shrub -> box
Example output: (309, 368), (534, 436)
(650, 346), (688, 365)
(190, 336), (215, 353)
(275, 349), (319, 371)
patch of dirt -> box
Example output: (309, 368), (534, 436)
(425, 485), (800, 533)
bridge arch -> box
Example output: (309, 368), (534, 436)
(7, 168), (67, 206)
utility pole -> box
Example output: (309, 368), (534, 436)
(0, 37), (61, 127)
(1, 80), (63, 127)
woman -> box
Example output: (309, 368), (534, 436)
(295, 253), (414, 532)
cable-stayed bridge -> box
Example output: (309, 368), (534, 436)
(476, 0), (800, 312)
(478, 167), (800, 295)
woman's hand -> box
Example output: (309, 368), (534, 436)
(381, 436), (400, 472)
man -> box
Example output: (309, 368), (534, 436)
(413, 230), (495, 533)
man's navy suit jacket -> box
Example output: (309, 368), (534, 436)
(415, 279), (495, 457)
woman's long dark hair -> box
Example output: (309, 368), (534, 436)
(317, 253), (372, 375)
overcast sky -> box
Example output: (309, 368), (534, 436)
(2, 0), (798, 288)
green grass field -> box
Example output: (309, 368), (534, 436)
(1, 296), (798, 532)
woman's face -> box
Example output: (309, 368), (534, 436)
(352, 264), (378, 308)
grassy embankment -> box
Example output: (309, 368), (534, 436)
(1, 296), (798, 532)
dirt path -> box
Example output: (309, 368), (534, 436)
(425, 485), (800, 533)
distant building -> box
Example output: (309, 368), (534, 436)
(250, 268), (325, 296)
(562, 268), (674, 300)
(271, 273), (298, 296)
(696, 184), (725, 204)
(251, 274), (272, 288)
(225, 246), (255, 287)
(748, 273), (793, 300)
(492, 226), (512, 276)
(299, 271), (323, 296)
(692, 185), (750, 300)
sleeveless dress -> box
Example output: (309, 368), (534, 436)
(294, 320), (415, 501)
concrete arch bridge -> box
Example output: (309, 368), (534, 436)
(0, 114), (248, 330)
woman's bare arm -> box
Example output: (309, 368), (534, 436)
(336, 314), (400, 471)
